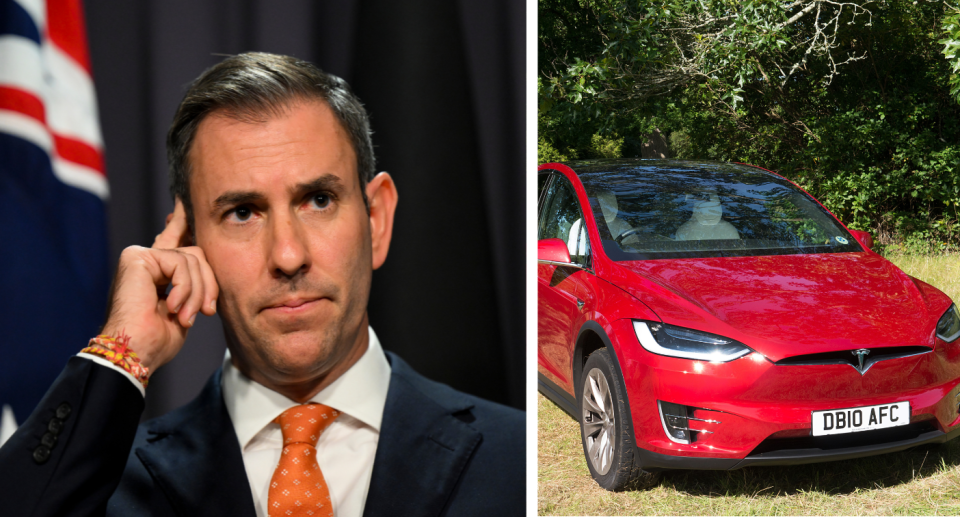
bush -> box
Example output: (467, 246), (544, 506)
(589, 133), (624, 159)
(537, 0), (960, 250)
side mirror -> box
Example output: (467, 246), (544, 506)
(538, 238), (585, 269)
(539, 238), (572, 263)
(848, 229), (874, 250)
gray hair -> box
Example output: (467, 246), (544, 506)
(167, 52), (375, 226)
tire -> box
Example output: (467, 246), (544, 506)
(579, 348), (662, 491)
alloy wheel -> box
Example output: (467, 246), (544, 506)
(582, 367), (615, 475)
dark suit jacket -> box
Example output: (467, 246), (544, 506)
(0, 352), (525, 516)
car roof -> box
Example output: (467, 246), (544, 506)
(548, 159), (793, 196)
(553, 158), (779, 179)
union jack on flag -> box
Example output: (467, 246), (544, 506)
(0, 0), (110, 444)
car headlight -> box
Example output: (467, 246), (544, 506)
(936, 304), (960, 343)
(634, 321), (752, 362)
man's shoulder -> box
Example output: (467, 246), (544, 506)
(383, 350), (524, 424)
(111, 367), (255, 516)
(134, 367), (227, 438)
(373, 351), (525, 515)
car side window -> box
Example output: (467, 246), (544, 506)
(539, 174), (590, 265)
(538, 172), (553, 215)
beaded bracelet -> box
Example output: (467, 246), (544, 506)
(80, 332), (150, 388)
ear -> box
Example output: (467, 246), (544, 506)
(365, 172), (398, 270)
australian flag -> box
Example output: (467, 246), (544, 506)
(0, 0), (110, 444)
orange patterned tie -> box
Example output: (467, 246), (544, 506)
(268, 404), (340, 517)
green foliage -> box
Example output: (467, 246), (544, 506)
(669, 131), (693, 159)
(589, 133), (624, 159)
(537, 107), (578, 163)
(941, 6), (960, 103)
(538, 138), (570, 164)
(539, 0), (960, 248)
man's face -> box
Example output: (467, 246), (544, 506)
(188, 100), (373, 393)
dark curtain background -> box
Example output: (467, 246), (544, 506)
(83, 0), (525, 419)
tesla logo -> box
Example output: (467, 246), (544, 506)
(851, 349), (871, 373)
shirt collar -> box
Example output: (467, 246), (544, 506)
(222, 326), (392, 449)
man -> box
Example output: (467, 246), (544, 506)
(0, 52), (525, 517)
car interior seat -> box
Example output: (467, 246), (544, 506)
(566, 218), (588, 259)
(597, 191), (639, 245)
(675, 193), (740, 241)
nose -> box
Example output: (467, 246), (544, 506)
(267, 210), (311, 278)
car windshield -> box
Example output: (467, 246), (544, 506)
(574, 161), (862, 260)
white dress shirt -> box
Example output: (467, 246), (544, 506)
(80, 326), (392, 517)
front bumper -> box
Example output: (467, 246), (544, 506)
(636, 422), (960, 471)
(610, 319), (960, 468)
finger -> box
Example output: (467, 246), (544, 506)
(154, 198), (190, 249)
(182, 247), (219, 316)
(177, 253), (205, 327)
(157, 251), (194, 323)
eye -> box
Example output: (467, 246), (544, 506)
(230, 206), (253, 222)
(310, 193), (331, 209)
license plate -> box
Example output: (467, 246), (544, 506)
(811, 402), (910, 436)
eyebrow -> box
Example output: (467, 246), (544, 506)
(291, 174), (345, 198)
(208, 174), (346, 217)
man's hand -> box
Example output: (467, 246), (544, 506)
(100, 199), (219, 373)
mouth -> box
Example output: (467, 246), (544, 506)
(261, 297), (326, 314)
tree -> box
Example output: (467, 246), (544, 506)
(941, 4), (960, 102)
(540, 0), (960, 250)
(541, 0), (877, 138)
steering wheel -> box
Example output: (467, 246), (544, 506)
(615, 228), (643, 245)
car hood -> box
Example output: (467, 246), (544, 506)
(609, 252), (949, 362)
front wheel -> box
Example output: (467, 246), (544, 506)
(579, 348), (661, 491)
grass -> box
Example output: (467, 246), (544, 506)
(538, 253), (960, 515)
(885, 254), (960, 303)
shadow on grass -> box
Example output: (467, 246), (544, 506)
(661, 440), (960, 498)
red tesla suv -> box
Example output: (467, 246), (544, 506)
(537, 159), (960, 490)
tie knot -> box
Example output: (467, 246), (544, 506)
(274, 403), (340, 446)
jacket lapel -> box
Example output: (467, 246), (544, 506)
(135, 368), (257, 517)
(363, 353), (482, 517)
